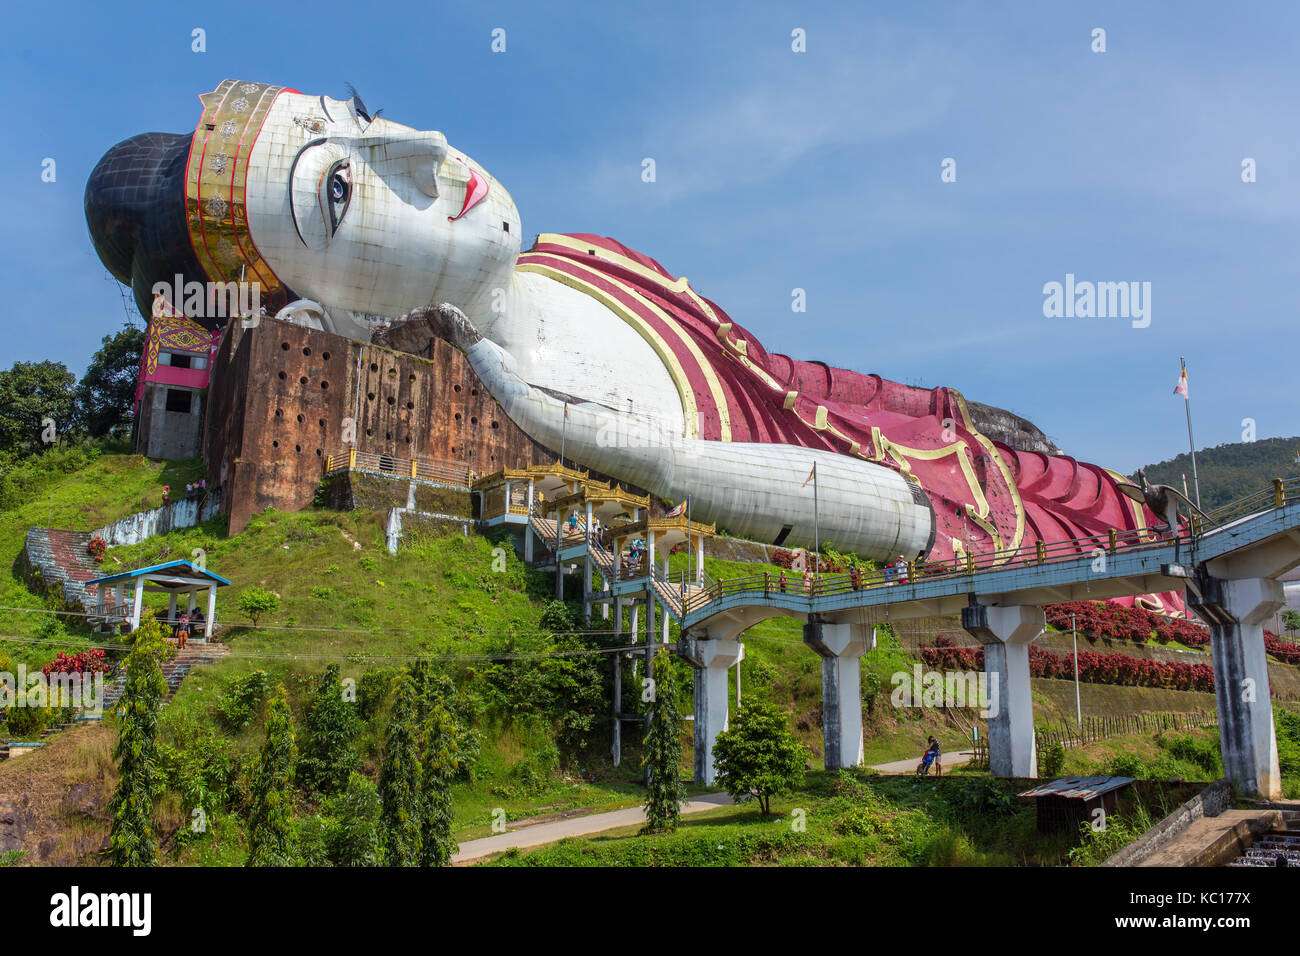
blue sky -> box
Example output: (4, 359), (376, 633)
(2, 0), (1297, 472)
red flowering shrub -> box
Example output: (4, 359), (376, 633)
(920, 636), (1215, 692)
(1045, 601), (1210, 649)
(41, 648), (108, 677)
(770, 549), (844, 574)
(87, 535), (107, 563)
(1265, 631), (1300, 666)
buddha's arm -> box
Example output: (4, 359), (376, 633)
(402, 304), (934, 558)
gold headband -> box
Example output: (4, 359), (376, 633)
(185, 79), (290, 312)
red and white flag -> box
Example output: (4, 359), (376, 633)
(1173, 367), (1189, 399)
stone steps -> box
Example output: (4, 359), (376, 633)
(102, 643), (230, 710)
(21, 527), (120, 616)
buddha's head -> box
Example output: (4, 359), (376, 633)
(86, 80), (521, 339)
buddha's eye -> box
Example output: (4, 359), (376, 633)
(318, 159), (351, 236)
(330, 172), (348, 203)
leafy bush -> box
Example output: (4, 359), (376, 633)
(1275, 708), (1300, 798)
(297, 664), (362, 796)
(215, 670), (271, 732)
(357, 666), (402, 722)
(1039, 741), (1066, 778)
(712, 701), (810, 815)
(237, 587), (279, 625)
(1107, 753), (1144, 778)
(1158, 733), (1221, 778)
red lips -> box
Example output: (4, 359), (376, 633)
(448, 158), (487, 222)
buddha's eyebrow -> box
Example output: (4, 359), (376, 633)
(319, 96), (333, 123)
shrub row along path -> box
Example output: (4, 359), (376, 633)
(452, 751), (978, 864)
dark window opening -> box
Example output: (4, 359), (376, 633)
(773, 525), (793, 547)
(165, 389), (193, 414)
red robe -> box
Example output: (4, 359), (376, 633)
(518, 233), (1184, 616)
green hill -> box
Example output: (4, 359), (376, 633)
(1133, 435), (1300, 512)
(3, 445), (1293, 865)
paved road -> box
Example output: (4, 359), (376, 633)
(453, 750), (978, 863)
(452, 792), (735, 864)
(870, 750), (976, 775)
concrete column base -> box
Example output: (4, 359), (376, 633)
(677, 635), (744, 784)
(803, 620), (874, 771)
(1192, 573), (1285, 799)
(962, 603), (1043, 778)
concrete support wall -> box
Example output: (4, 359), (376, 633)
(802, 619), (874, 771)
(677, 635), (744, 784)
(963, 603), (1043, 778)
(1192, 574), (1285, 799)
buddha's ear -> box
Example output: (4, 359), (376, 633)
(366, 131), (448, 198)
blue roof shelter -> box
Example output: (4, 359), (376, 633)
(87, 560), (231, 639)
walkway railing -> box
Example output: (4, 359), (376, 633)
(1193, 476), (1298, 532)
(679, 522), (1193, 615)
(523, 474), (1295, 625)
(324, 448), (472, 486)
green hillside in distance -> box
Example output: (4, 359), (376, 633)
(1133, 436), (1300, 512)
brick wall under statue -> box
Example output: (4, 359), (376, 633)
(206, 318), (556, 535)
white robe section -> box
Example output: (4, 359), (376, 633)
(464, 337), (933, 559)
(476, 272), (686, 437)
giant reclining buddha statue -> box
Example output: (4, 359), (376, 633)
(85, 80), (1181, 614)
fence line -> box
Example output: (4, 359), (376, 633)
(968, 709), (1215, 768)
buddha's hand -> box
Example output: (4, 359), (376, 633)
(375, 302), (483, 354)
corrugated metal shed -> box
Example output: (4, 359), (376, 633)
(1018, 776), (1135, 800)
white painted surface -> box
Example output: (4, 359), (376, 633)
(240, 89), (933, 559)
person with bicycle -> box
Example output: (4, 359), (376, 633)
(924, 736), (941, 776)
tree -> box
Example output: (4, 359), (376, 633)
(712, 701), (809, 815)
(297, 664), (361, 796)
(419, 701), (461, 866)
(326, 772), (383, 867)
(76, 324), (146, 439)
(237, 586), (279, 626)
(246, 685), (297, 866)
(641, 650), (686, 833)
(1283, 610), (1300, 635)
(0, 360), (77, 454)
(378, 675), (422, 865)
(107, 620), (168, 866)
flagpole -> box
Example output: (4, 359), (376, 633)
(555, 403), (567, 599)
(813, 462), (820, 589)
(1179, 357), (1201, 508)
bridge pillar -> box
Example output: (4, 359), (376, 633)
(962, 603), (1044, 778)
(677, 634), (744, 784)
(803, 619), (875, 771)
(582, 555), (592, 624)
(1190, 573), (1285, 799)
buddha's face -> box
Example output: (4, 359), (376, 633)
(242, 88), (521, 334)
